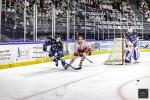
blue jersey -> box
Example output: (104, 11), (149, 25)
(126, 32), (139, 47)
(43, 38), (63, 52)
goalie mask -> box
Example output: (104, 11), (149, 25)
(128, 27), (133, 33)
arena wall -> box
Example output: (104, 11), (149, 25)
(0, 40), (150, 69)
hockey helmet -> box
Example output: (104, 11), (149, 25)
(47, 36), (52, 40)
(78, 36), (83, 40)
(55, 36), (61, 42)
(128, 26), (133, 33)
(77, 36), (83, 44)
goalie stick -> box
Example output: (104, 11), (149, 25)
(140, 44), (149, 48)
(144, 44), (149, 48)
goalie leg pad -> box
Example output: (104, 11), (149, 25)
(133, 49), (137, 61)
(125, 49), (132, 63)
(133, 47), (139, 61)
(125, 58), (131, 63)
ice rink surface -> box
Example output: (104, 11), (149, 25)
(0, 53), (150, 100)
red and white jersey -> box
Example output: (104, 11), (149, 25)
(74, 40), (91, 53)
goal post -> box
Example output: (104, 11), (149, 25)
(105, 38), (126, 65)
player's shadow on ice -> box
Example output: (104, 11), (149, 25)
(21, 68), (61, 77)
(21, 67), (79, 77)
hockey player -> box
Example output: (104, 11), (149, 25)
(66, 36), (91, 69)
(43, 36), (67, 69)
(125, 27), (139, 63)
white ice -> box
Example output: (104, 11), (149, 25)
(0, 53), (150, 100)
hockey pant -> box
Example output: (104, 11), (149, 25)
(49, 51), (66, 67)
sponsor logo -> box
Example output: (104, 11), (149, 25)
(16, 47), (30, 61)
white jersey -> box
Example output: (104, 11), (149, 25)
(74, 40), (90, 53)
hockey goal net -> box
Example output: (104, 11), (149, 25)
(105, 38), (126, 65)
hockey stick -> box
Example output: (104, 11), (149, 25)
(140, 44), (149, 48)
(65, 63), (82, 70)
(144, 44), (149, 48)
(84, 57), (94, 63)
(68, 57), (93, 70)
(46, 51), (81, 70)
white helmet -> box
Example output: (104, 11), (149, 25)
(55, 36), (61, 42)
(77, 36), (84, 44)
(128, 27), (133, 33)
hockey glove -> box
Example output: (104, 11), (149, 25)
(74, 52), (79, 56)
(86, 48), (92, 56)
(88, 51), (91, 56)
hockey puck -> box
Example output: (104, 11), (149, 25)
(137, 80), (140, 82)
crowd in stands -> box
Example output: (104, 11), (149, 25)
(2, 0), (139, 23)
(2, 0), (149, 22)
(137, 0), (150, 22)
(1, 0), (149, 42)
